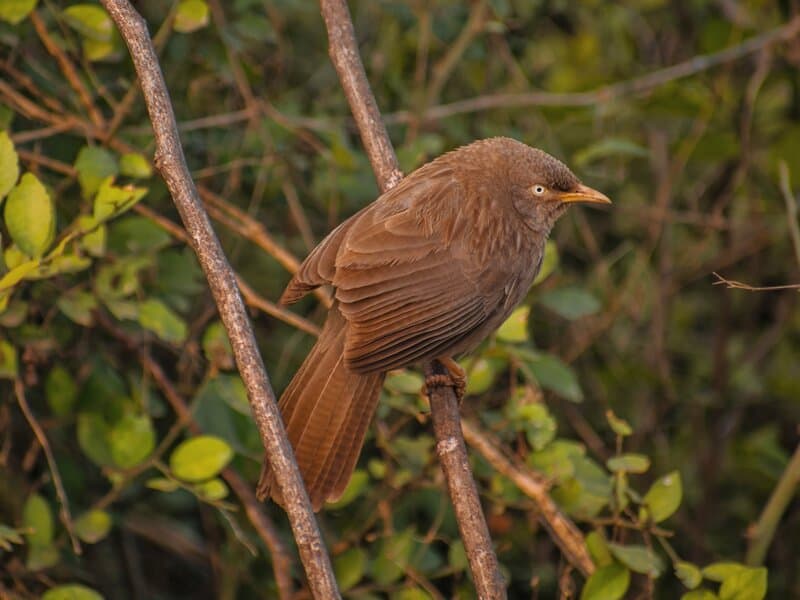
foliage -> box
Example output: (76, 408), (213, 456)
(1, 0), (799, 598)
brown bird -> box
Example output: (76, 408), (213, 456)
(257, 137), (610, 510)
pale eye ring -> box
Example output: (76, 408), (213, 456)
(533, 185), (546, 195)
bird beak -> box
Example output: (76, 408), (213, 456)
(558, 184), (612, 206)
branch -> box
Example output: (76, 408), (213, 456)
(461, 419), (595, 576)
(99, 2), (339, 597)
(712, 272), (800, 291)
(318, 1), (506, 596)
(319, 0), (403, 193)
(14, 379), (81, 555)
(384, 14), (800, 125)
(746, 441), (800, 565)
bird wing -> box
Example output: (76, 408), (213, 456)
(332, 172), (504, 373)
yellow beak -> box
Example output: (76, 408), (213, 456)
(558, 183), (612, 205)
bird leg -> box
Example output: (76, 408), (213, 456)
(423, 356), (467, 402)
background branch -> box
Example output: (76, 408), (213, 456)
(98, 1), (339, 597)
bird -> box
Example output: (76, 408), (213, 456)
(257, 137), (610, 510)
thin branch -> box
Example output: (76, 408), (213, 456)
(14, 379), (81, 555)
(746, 442), (800, 565)
(99, 2), (339, 597)
(29, 10), (106, 129)
(779, 161), (800, 268)
(461, 419), (595, 576)
(319, 0), (403, 193)
(712, 272), (800, 291)
(97, 294), (296, 600)
(319, 0), (505, 595)
(384, 14), (800, 125)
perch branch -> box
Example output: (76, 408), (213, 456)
(319, 0), (505, 595)
(14, 379), (81, 555)
(99, 2), (339, 597)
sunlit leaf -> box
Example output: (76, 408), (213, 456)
(639, 470), (682, 523)
(607, 543), (664, 577)
(170, 435), (233, 482)
(137, 298), (187, 344)
(539, 287), (601, 320)
(581, 562), (630, 600)
(606, 453), (651, 474)
(0, 130), (19, 199)
(496, 305), (530, 342)
(74, 510), (112, 544)
(63, 4), (113, 41)
(42, 584), (104, 600)
(4, 173), (54, 258)
(334, 547), (367, 591)
(174, 0), (209, 33)
(74, 146), (118, 199)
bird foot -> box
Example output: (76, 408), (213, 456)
(423, 356), (467, 402)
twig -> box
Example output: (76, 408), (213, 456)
(425, 362), (506, 598)
(97, 311), (296, 600)
(712, 272), (800, 291)
(778, 161), (800, 268)
(99, 2), (339, 597)
(383, 14), (800, 124)
(746, 442), (800, 565)
(461, 419), (595, 576)
(29, 10), (106, 129)
(319, 0), (505, 595)
(14, 379), (82, 555)
(319, 0), (403, 193)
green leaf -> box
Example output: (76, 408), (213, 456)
(23, 493), (53, 547)
(0, 339), (18, 379)
(334, 547), (367, 591)
(27, 543), (60, 570)
(0, 0), (36, 24)
(681, 590), (720, 600)
(518, 350), (583, 402)
(372, 528), (415, 585)
(605, 410), (633, 437)
(57, 289), (98, 327)
(78, 216), (107, 257)
(515, 402), (557, 450)
(703, 563), (745, 582)
(532, 240), (559, 285)
(496, 305), (530, 342)
(676, 561), (703, 590)
(74, 146), (118, 199)
(326, 469), (369, 509)
(93, 177), (147, 221)
(4, 173), (55, 257)
(26, 254), (92, 279)
(119, 153), (152, 178)
(174, 0), (210, 33)
(608, 543), (664, 577)
(82, 37), (116, 62)
(585, 530), (613, 567)
(701, 564), (767, 600)
(464, 357), (496, 395)
(0, 130), (19, 198)
(448, 539), (468, 571)
(202, 321), (234, 370)
(77, 412), (114, 467)
(581, 562), (630, 600)
(385, 370), (425, 395)
(62, 4), (113, 41)
(146, 477), (180, 492)
(0, 258), (40, 290)
(170, 435), (233, 482)
(0, 525), (24, 551)
(193, 477), (229, 501)
(539, 287), (601, 320)
(46, 365), (78, 416)
(74, 509), (112, 544)
(606, 453), (651, 474)
(109, 414), (155, 468)
(42, 584), (104, 600)
(138, 298), (188, 344)
(639, 470), (682, 523)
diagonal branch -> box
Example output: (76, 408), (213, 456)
(98, 2), (339, 597)
(319, 1), (505, 597)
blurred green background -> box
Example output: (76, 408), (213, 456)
(1, 0), (799, 598)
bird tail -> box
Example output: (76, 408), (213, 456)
(256, 305), (384, 511)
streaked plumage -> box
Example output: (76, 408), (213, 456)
(257, 137), (610, 510)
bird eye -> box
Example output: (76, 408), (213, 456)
(533, 185), (546, 195)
